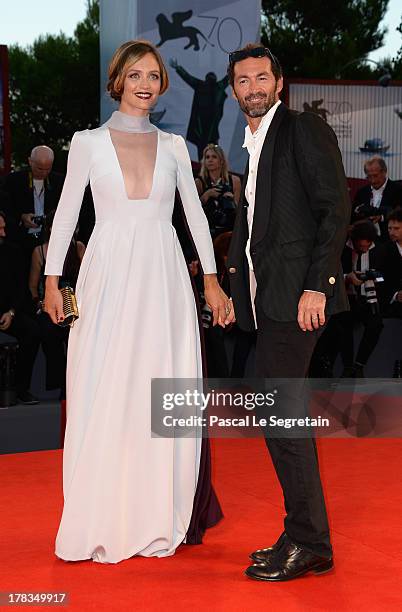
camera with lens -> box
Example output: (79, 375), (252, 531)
(356, 269), (383, 282)
(355, 269), (384, 314)
(354, 203), (387, 220)
(214, 183), (232, 196)
(32, 214), (46, 226)
(208, 182), (236, 235)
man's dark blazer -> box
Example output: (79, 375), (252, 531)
(3, 169), (95, 246)
(354, 179), (402, 212)
(353, 179), (402, 239)
(226, 104), (351, 332)
(3, 169), (64, 223)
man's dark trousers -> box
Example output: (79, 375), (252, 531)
(255, 305), (332, 559)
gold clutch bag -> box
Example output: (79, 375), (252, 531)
(58, 286), (79, 327)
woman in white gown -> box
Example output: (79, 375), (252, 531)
(44, 40), (233, 564)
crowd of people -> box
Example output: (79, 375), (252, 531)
(0, 139), (401, 404)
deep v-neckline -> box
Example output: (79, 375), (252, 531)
(107, 128), (160, 202)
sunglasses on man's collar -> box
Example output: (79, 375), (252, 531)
(228, 46), (280, 71)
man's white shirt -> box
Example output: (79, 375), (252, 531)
(242, 99), (281, 271)
(242, 100), (321, 297)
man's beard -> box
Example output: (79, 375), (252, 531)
(238, 90), (277, 118)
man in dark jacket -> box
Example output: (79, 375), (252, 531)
(381, 208), (402, 318)
(3, 146), (64, 276)
(226, 44), (350, 582)
(353, 157), (402, 240)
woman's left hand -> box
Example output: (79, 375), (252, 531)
(204, 275), (235, 327)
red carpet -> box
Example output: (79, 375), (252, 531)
(1, 438), (402, 611)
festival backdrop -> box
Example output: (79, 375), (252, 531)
(288, 81), (402, 180)
(0, 45), (11, 175)
(99, 0), (261, 172)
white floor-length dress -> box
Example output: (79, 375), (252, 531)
(44, 111), (217, 563)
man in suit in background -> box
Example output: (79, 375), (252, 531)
(382, 208), (402, 318)
(226, 44), (350, 581)
(3, 145), (64, 277)
(353, 157), (402, 240)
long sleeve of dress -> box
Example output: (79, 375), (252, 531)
(44, 130), (91, 276)
(172, 134), (216, 275)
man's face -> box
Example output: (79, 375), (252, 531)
(388, 220), (402, 243)
(29, 156), (53, 180)
(365, 163), (387, 190)
(232, 56), (283, 118)
(354, 239), (373, 254)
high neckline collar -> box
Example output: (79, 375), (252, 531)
(104, 110), (157, 133)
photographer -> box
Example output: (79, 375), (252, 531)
(195, 143), (241, 238)
(3, 145), (64, 279)
(336, 221), (385, 377)
(353, 157), (402, 241)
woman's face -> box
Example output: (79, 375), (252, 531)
(204, 149), (221, 173)
(120, 52), (161, 116)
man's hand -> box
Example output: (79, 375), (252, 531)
(397, 290), (402, 303)
(204, 274), (235, 327)
(297, 291), (326, 332)
(21, 213), (39, 229)
(346, 271), (364, 287)
(0, 311), (13, 331)
(369, 215), (382, 224)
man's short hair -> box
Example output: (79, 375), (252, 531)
(351, 220), (378, 243)
(0, 210), (6, 222)
(364, 156), (387, 174)
(387, 207), (402, 223)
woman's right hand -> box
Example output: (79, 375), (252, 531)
(43, 279), (64, 324)
(202, 188), (221, 203)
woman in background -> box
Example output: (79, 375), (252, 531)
(195, 144), (241, 238)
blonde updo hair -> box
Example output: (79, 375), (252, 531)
(107, 39), (169, 102)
